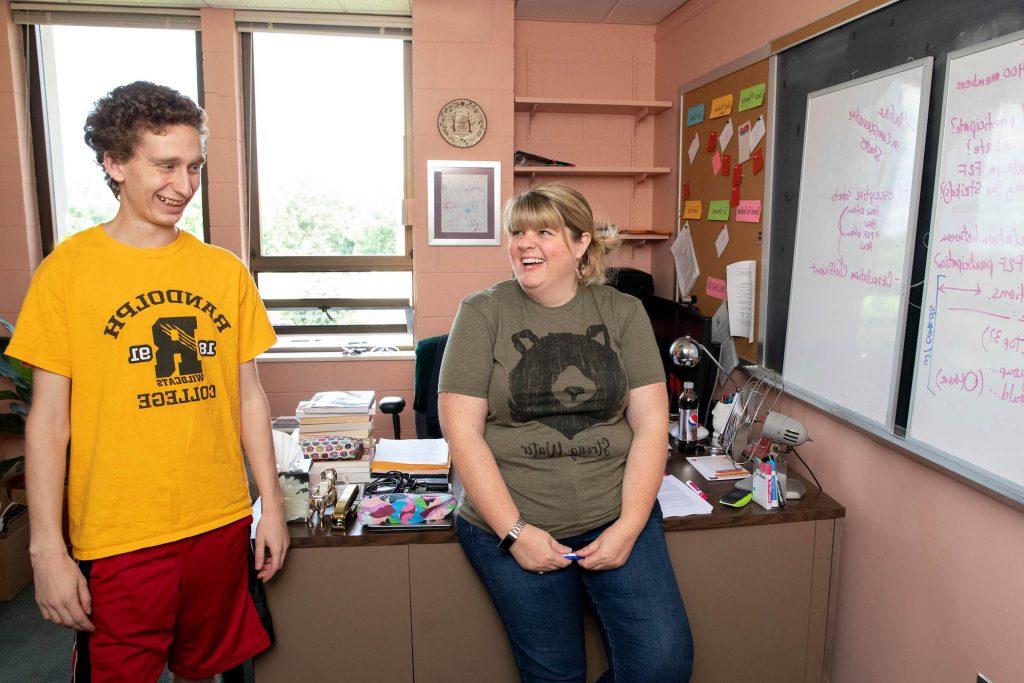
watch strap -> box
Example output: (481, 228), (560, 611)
(498, 517), (525, 552)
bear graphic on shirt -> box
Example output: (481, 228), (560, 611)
(508, 324), (627, 439)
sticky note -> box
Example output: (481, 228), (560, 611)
(736, 200), (761, 223)
(711, 150), (722, 175)
(738, 83), (766, 111)
(683, 200), (703, 219)
(709, 94), (733, 119)
(706, 276), (728, 301)
(707, 200), (730, 221)
(688, 133), (700, 164)
(686, 103), (705, 126)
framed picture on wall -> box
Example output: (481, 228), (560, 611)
(427, 160), (500, 245)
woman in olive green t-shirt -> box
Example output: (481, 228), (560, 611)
(439, 184), (693, 682)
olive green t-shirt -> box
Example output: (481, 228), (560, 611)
(438, 280), (665, 538)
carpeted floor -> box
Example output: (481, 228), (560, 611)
(0, 582), (73, 682)
(0, 583), (178, 682)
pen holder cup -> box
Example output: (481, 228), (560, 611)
(752, 454), (787, 510)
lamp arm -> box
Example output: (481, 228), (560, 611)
(691, 339), (743, 395)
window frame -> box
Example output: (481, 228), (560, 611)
(241, 31), (414, 342)
(26, 23), (210, 254)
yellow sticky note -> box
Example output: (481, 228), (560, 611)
(683, 201), (702, 219)
(710, 94), (733, 119)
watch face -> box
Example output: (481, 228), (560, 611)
(438, 98), (487, 148)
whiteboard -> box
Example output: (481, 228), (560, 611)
(783, 59), (933, 428)
(908, 31), (1024, 491)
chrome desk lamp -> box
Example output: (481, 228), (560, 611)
(669, 336), (741, 455)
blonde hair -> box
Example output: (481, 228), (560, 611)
(502, 184), (621, 286)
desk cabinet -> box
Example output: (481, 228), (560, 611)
(254, 546), (413, 680)
(254, 463), (843, 682)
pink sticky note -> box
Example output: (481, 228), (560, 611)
(736, 200), (762, 223)
(706, 276), (728, 300)
(711, 150), (722, 175)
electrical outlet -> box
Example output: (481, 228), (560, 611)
(977, 673), (993, 683)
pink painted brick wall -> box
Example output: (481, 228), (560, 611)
(654, 2), (1024, 681)
(200, 9), (247, 259)
(412, 0), (515, 339)
(513, 19), (661, 278)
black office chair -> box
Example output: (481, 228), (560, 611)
(378, 334), (448, 439)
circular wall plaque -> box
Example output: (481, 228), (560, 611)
(438, 98), (487, 148)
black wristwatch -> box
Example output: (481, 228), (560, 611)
(498, 518), (525, 552)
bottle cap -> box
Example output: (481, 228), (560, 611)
(683, 381), (694, 389)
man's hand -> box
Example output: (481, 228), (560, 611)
(254, 506), (289, 582)
(509, 524), (572, 573)
(575, 521), (640, 572)
(32, 547), (94, 631)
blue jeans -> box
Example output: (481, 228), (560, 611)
(457, 502), (693, 682)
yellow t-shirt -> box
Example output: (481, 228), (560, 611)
(7, 226), (277, 560)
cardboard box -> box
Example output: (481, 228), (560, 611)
(0, 510), (32, 601)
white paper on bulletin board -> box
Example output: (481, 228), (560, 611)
(783, 58), (932, 430)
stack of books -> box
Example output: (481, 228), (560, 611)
(297, 390), (376, 443)
(295, 390), (377, 488)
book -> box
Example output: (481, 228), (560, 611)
(305, 390), (376, 414)
(299, 413), (374, 425)
(298, 420), (374, 433)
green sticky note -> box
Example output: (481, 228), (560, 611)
(707, 200), (730, 221)
(738, 83), (766, 111)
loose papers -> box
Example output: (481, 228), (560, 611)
(726, 260), (756, 342)
(671, 223), (700, 296)
(657, 475), (713, 517)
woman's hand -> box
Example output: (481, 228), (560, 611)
(509, 524), (573, 573)
(575, 521), (641, 571)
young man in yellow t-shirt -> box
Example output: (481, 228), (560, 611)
(7, 81), (289, 681)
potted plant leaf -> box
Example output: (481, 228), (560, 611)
(0, 318), (31, 483)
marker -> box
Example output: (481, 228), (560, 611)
(562, 553), (583, 561)
(685, 480), (709, 500)
(714, 468), (748, 478)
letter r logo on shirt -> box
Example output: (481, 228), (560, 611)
(152, 317), (203, 378)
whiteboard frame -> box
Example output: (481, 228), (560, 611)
(782, 57), (933, 432)
(905, 28), (1024, 505)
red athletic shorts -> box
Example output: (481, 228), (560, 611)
(72, 516), (270, 682)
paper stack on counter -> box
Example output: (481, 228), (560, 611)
(657, 475), (713, 518)
(372, 438), (450, 477)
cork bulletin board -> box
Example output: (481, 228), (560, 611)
(679, 58), (770, 362)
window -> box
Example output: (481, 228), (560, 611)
(29, 24), (206, 249)
(243, 30), (412, 351)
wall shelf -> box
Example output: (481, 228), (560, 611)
(619, 231), (672, 242)
(514, 97), (672, 120)
(513, 166), (669, 179)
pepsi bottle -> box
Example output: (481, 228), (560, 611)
(679, 382), (700, 453)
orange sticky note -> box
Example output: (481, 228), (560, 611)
(683, 200), (703, 219)
(710, 94), (733, 119)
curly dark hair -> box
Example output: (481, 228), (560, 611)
(83, 81), (208, 199)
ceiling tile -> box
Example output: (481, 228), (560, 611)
(514, 0), (618, 23)
(604, 0), (689, 24)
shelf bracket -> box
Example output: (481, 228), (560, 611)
(634, 106), (650, 125)
(633, 172), (648, 185)
(528, 103), (538, 137)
